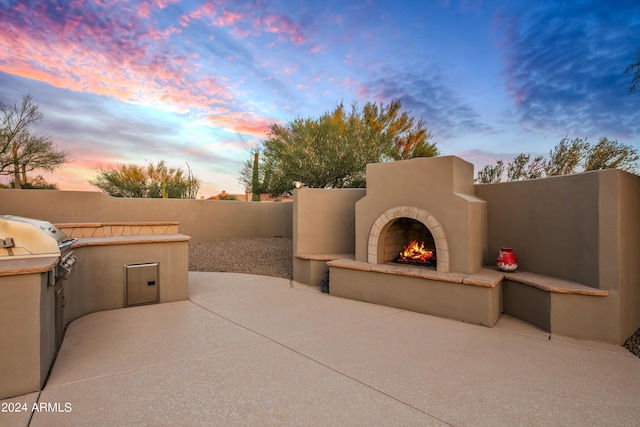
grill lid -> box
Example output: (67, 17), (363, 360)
(0, 215), (68, 259)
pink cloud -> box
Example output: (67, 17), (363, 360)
(0, 1), (233, 116)
(358, 83), (369, 98)
(263, 14), (305, 45)
(154, 0), (180, 9)
(344, 77), (356, 86)
(217, 10), (243, 26)
(0, 1), (297, 141)
(137, 1), (152, 18)
(280, 64), (299, 75)
(205, 111), (278, 138)
(188, 0), (216, 22)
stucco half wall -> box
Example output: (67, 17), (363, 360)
(0, 190), (293, 241)
(476, 169), (640, 343)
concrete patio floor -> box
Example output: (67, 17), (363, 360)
(3, 271), (640, 426)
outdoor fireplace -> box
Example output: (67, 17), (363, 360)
(355, 156), (487, 275)
(327, 156), (496, 326)
(382, 217), (436, 268)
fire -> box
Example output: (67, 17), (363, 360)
(399, 240), (435, 263)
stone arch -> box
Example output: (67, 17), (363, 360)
(367, 206), (450, 273)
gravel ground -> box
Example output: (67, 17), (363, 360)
(624, 328), (640, 358)
(189, 237), (292, 279)
(189, 237), (640, 358)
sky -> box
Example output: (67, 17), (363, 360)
(0, 0), (638, 197)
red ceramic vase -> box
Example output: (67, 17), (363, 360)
(497, 247), (518, 272)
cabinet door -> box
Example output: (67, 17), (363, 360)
(125, 263), (159, 306)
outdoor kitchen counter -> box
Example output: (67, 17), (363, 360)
(71, 234), (191, 248)
(0, 256), (58, 276)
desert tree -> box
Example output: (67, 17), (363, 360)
(0, 94), (41, 155)
(475, 160), (504, 183)
(361, 100), (438, 160)
(544, 137), (589, 176)
(0, 130), (69, 187)
(476, 137), (639, 183)
(583, 137), (639, 173)
(626, 49), (640, 94)
(0, 95), (68, 188)
(506, 154), (545, 181)
(239, 100), (438, 197)
(90, 161), (200, 198)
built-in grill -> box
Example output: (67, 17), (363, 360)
(1, 215), (78, 351)
(0, 215), (77, 279)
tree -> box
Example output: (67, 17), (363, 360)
(14, 175), (59, 190)
(90, 161), (200, 198)
(0, 94), (41, 155)
(626, 49), (640, 94)
(475, 160), (504, 183)
(584, 137), (639, 173)
(239, 100), (437, 196)
(475, 136), (639, 183)
(0, 130), (69, 187)
(544, 137), (589, 176)
(507, 154), (545, 181)
(0, 94), (68, 188)
(361, 100), (438, 160)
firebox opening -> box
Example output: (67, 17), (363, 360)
(382, 218), (437, 268)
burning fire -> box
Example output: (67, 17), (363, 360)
(399, 240), (435, 264)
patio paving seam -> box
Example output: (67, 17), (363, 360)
(190, 296), (406, 340)
(269, 339), (456, 426)
(189, 298), (452, 425)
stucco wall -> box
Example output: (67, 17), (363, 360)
(0, 190), (293, 241)
(293, 188), (366, 255)
(63, 239), (189, 325)
(475, 172), (601, 287)
(476, 169), (640, 343)
(0, 272), (50, 398)
(619, 171), (640, 340)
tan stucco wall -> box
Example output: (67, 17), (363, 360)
(0, 272), (53, 398)
(63, 240), (189, 325)
(293, 188), (366, 255)
(329, 265), (501, 327)
(475, 172), (601, 287)
(292, 188), (365, 286)
(476, 169), (640, 343)
(619, 172), (640, 340)
(0, 190), (292, 241)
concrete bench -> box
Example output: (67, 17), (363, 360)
(500, 270), (608, 337)
(502, 270), (608, 296)
(293, 253), (354, 287)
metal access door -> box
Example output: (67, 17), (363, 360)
(125, 263), (159, 306)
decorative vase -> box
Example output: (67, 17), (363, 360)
(497, 247), (518, 272)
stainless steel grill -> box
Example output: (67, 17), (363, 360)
(0, 215), (77, 279)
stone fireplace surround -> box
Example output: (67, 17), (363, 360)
(369, 206), (446, 271)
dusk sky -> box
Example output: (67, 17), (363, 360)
(1, 0), (638, 197)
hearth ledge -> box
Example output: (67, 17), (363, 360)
(327, 258), (502, 287)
